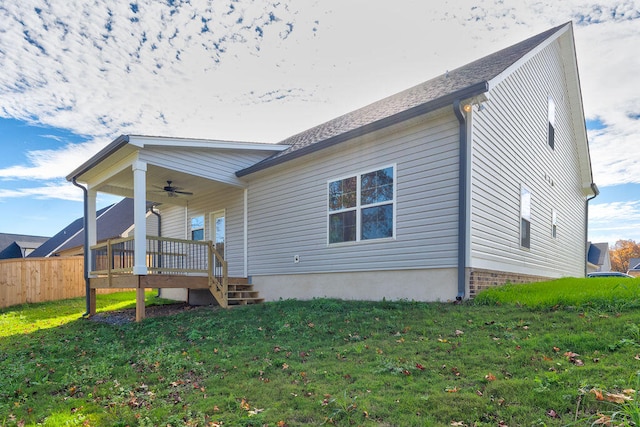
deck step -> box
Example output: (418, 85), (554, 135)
(228, 297), (265, 305)
(216, 278), (264, 307)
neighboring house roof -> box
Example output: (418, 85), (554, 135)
(587, 242), (609, 268)
(28, 198), (147, 257)
(628, 257), (640, 271)
(237, 23), (567, 177)
(0, 233), (49, 259)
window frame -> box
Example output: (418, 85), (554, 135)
(547, 96), (556, 150)
(190, 215), (205, 241)
(551, 209), (558, 239)
(327, 164), (396, 245)
(520, 186), (531, 249)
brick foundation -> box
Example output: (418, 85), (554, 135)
(468, 268), (550, 298)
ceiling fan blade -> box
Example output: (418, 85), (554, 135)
(173, 190), (194, 195)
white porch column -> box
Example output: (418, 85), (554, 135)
(132, 161), (148, 275)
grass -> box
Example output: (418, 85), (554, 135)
(0, 280), (639, 426)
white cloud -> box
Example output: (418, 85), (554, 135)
(589, 200), (640, 244)
(0, 139), (107, 180)
(0, 0), (638, 189)
(0, 180), (83, 202)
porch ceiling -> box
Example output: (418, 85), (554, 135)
(95, 164), (233, 206)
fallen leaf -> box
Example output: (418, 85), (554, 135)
(248, 408), (264, 416)
(455, 330), (464, 336)
(485, 373), (496, 381)
(593, 414), (612, 425)
(546, 409), (559, 418)
(451, 421), (465, 426)
(553, 347), (560, 352)
(416, 363), (426, 371)
(590, 388), (605, 401)
(240, 398), (250, 410)
(605, 392), (633, 404)
(282, 363), (289, 370)
(445, 387), (459, 393)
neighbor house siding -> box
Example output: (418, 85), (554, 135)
(470, 39), (586, 278)
(245, 109), (461, 277)
(160, 187), (246, 277)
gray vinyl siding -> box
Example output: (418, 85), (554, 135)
(246, 110), (460, 276)
(159, 187), (246, 277)
(139, 147), (274, 187)
(470, 39), (586, 277)
(160, 205), (187, 240)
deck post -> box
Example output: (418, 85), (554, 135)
(136, 278), (145, 322)
(89, 288), (97, 315)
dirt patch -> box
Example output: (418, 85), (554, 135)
(87, 303), (207, 325)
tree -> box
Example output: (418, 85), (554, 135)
(609, 239), (640, 272)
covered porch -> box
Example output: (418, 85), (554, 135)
(66, 135), (288, 321)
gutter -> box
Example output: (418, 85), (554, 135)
(453, 100), (470, 301)
(71, 177), (91, 317)
(585, 182), (599, 276)
(236, 82), (489, 177)
(66, 134), (130, 182)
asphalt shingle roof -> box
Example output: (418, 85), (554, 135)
(237, 23), (566, 177)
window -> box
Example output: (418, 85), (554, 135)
(191, 216), (204, 241)
(328, 166), (395, 244)
(548, 96), (556, 150)
(520, 186), (531, 249)
(551, 209), (558, 239)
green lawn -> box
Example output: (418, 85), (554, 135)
(1, 279), (640, 426)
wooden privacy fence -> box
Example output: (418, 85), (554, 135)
(0, 256), (121, 309)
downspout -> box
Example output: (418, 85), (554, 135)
(453, 100), (469, 301)
(150, 205), (162, 238)
(72, 177), (91, 317)
(585, 182), (599, 276)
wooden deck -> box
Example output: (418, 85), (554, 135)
(88, 236), (263, 321)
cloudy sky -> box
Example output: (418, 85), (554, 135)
(0, 0), (638, 245)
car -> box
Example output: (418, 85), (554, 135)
(586, 271), (633, 278)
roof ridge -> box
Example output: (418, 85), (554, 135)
(237, 23), (569, 177)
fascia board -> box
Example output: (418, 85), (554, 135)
(129, 135), (289, 151)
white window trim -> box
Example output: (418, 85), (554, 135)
(547, 95), (556, 150)
(551, 209), (558, 239)
(520, 185), (531, 250)
(327, 164), (397, 246)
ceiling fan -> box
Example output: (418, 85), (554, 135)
(155, 180), (193, 198)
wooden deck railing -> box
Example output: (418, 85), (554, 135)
(90, 236), (228, 307)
